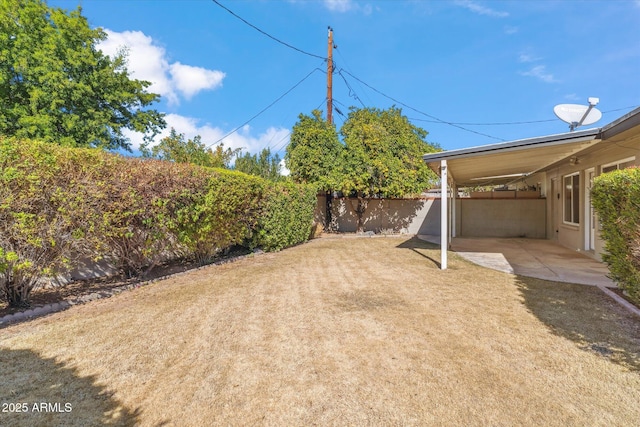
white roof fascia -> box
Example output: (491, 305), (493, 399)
(599, 106), (640, 140)
(422, 128), (600, 163)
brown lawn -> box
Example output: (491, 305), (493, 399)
(1, 236), (639, 426)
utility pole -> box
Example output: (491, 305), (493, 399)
(325, 27), (335, 231)
(327, 26), (334, 124)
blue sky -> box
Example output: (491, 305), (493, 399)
(49, 0), (639, 156)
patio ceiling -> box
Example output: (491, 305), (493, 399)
(422, 129), (601, 187)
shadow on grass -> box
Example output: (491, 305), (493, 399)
(515, 276), (640, 372)
(0, 348), (143, 426)
(396, 236), (442, 268)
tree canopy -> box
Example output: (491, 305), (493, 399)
(339, 106), (438, 199)
(286, 109), (343, 191)
(0, 0), (165, 150)
(287, 106), (439, 232)
(143, 128), (238, 169)
(234, 148), (283, 181)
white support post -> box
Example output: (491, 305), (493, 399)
(450, 183), (456, 238)
(440, 160), (448, 270)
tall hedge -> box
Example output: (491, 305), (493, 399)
(93, 158), (206, 278)
(0, 138), (106, 306)
(255, 181), (317, 252)
(0, 138), (316, 307)
(175, 170), (264, 265)
(591, 167), (640, 305)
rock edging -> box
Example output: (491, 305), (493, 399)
(0, 250), (262, 328)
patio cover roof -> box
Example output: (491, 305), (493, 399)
(422, 128), (601, 187)
(422, 106), (640, 187)
(424, 107), (640, 270)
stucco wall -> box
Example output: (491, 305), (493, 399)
(315, 194), (327, 227)
(459, 199), (546, 238)
(319, 197), (546, 238)
(545, 140), (639, 259)
(328, 198), (441, 235)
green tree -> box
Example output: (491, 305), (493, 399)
(286, 110), (343, 229)
(339, 106), (439, 232)
(143, 128), (238, 169)
(286, 110), (343, 190)
(0, 0), (165, 150)
(234, 148), (282, 181)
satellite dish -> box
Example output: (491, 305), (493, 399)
(554, 98), (602, 131)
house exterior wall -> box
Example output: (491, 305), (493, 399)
(458, 199), (546, 238)
(544, 139), (639, 260)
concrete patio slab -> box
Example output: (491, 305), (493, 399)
(419, 235), (615, 287)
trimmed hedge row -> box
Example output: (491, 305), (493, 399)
(254, 181), (318, 252)
(591, 167), (640, 305)
(0, 138), (316, 307)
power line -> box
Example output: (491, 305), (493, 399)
(270, 131), (291, 153)
(211, 0), (326, 60)
(338, 69), (506, 141)
(336, 68), (366, 108)
(206, 66), (324, 148)
(602, 105), (640, 114)
(409, 105), (640, 126)
(335, 46), (373, 106)
(270, 98), (328, 153)
(332, 98), (350, 116)
(410, 117), (557, 126)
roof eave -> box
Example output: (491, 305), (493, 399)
(599, 106), (640, 140)
(422, 128), (600, 163)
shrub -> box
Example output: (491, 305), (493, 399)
(94, 158), (192, 278)
(255, 181), (317, 252)
(0, 138), (105, 307)
(175, 170), (264, 265)
(0, 137), (317, 307)
(591, 167), (640, 305)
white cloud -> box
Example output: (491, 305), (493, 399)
(169, 62), (225, 100)
(520, 65), (558, 83)
(454, 0), (509, 18)
(125, 113), (290, 155)
(518, 53), (541, 63)
(98, 30), (178, 104)
(280, 158), (290, 176)
(290, 0), (372, 14)
(98, 29), (225, 105)
(504, 25), (518, 35)
(564, 93), (580, 101)
(323, 0), (353, 12)
(361, 3), (374, 15)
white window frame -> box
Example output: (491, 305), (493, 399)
(601, 156), (636, 173)
(563, 172), (580, 226)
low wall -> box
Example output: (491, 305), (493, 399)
(327, 198), (441, 235)
(314, 196), (547, 238)
(459, 199), (546, 238)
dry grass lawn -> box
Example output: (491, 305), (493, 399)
(1, 236), (640, 426)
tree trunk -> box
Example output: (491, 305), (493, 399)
(4, 279), (37, 308)
(355, 192), (368, 234)
(325, 190), (332, 231)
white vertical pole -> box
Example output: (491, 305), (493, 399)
(450, 184), (456, 238)
(440, 160), (448, 270)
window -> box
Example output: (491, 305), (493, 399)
(602, 157), (636, 174)
(563, 173), (579, 225)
